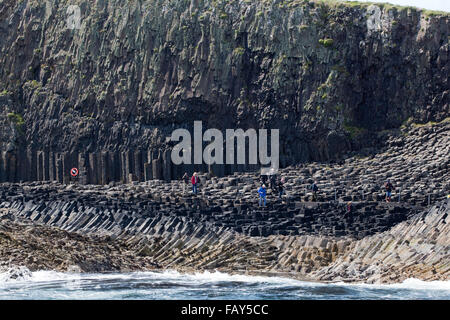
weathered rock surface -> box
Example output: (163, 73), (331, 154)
(0, 183), (424, 238)
(0, 118), (448, 282)
(0, 199), (448, 283)
(1, 119), (448, 241)
(1, 2), (449, 284)
(309, 199), (450, 283)
(0, 117), (448, 205)
(0, 0), (449, 179)
(0, 209), (160, 272)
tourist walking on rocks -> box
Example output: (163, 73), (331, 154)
(269, 174), (277, 191)
(258, 184), (267, 207)
(277, 177), (285, 200)
(311, 181), (319, 201)
(385, 180), (393, 202)
(260, 174), (268, 185)
(182, 172), (189, 193)
(347, 201), (352, 214)
(191, 172), (200, 194)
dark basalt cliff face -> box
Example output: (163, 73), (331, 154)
(0, 0), (448, 183)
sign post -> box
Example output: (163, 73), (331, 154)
(70, 167), (79, 178)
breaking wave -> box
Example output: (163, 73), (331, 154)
(0, 268), (449, 300)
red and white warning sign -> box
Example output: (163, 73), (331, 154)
(70, 167), (79, 177)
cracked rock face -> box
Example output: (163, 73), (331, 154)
(0, 0), (448, 165)
(0, 119), (448, 282)
(1, 197), (448, 283)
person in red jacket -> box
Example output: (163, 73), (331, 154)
(191, 172), (199, 194)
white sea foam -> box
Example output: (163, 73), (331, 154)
(0, 269), (315, 288)
(0, 266), (32, 283)
(1, 268), (448, 289)
(375, 278), (450, 290)
(149, 269), (322, 286)
(321, 278), (450, 291)
(0, 268), (448, 300)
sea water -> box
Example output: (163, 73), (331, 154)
(0, 269), (449, 300)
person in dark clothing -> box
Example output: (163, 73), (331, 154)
(385, 180), (393, 202)
(269, 174), (277, 191)
(182, 172), (189, 193)
(260, 174), (268, 185)
(277, 177), (285, 199)
(311, 181), (319, 200)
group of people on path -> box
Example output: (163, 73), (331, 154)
(258, 175), (286, 207)
(181, 171), (287, 205)
(182, 172), (201, 195)
(181, 171), (396, 205)
(258, 178), (396, 207)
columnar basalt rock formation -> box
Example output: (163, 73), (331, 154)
(0, 0), (449, 183)
(0, 0), (448, 284)
(0, 118), (448, 203)
(0, 181), (424, 239)
(1, 192), (448, 283)
(0, 119), (448, 240)
(308, 200), (450, 283)
(0, 120), (448, 282)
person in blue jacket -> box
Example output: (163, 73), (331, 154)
(258, 184), (267, 207)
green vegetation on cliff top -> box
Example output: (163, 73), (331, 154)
(288, 0), (449, 16)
